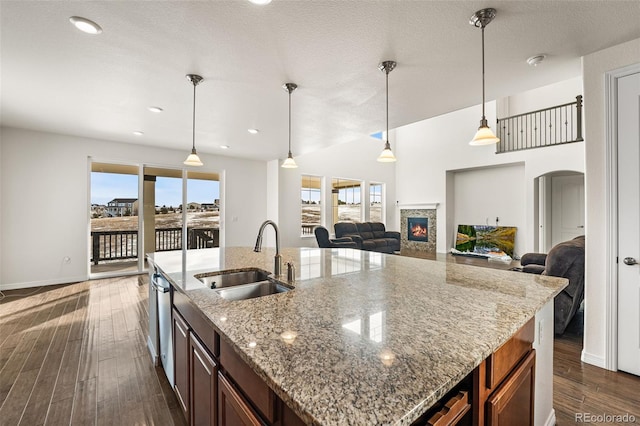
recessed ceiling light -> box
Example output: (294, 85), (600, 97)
(526, 55), (546, 67)
(248, 0), (272, 4)
(148, 106), (163, 113)
(133, 131), (144, 136)
(247, 128), (259, 134)
(69, 16), (102, 35)
(220, 145), (230, 149)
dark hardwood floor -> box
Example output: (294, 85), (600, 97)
(1, 275), (638, 425)
(0, 276), (185, 426)
(554, 308), (640, 425)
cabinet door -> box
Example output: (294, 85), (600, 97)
(173, 308), (190, 419)
(218, 372), (263, 426)
(486, 350), (535, 426)
(190, 332), (218, 426)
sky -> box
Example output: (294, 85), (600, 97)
(91, 172), (220, 207)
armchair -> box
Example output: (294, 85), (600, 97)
(520, 235), (585, 335)
(314, 226), (358, 249)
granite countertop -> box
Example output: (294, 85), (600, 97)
(148, 247), (568, 426)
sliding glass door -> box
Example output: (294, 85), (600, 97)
(90, 163), (140, 275)
(90, 162), (221, 278)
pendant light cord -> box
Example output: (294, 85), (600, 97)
(192, 82), (197, 151)
(288, 89), (292, 154)
(481, 24), (486, 121)
(386, 68), (389, 142)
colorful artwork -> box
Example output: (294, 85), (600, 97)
(455, 225), (516, 258)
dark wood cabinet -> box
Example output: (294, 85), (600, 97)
(190, 332), (218, 426)
(486, 350), (535, 426)
(173, 308), (190, 419)
(472, 319), (536, 426)
(218, 372), (263, 426)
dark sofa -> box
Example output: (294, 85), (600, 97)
(520, 235), (585, 335)
(334, 222), (400, 253)
(314, 226), (358, 249)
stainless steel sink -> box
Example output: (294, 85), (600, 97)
(195, 268), (271, 289)
(216, 281), (292, 301)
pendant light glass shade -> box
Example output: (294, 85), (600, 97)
(377, 141), (396, 162)
(470, 119), (500, 146)
(184, 74), (204, 166)
(281, 153), (297, 168)
(378, 61), (397, 162)
(469, 8), (500, 146)
(184, 149), (203, 166)
(281, 83), (298, 169)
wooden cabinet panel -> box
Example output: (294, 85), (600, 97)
(220, 338), (276, 423)
(173, 308), (190, 419)
(190, 332), (218, 426)
(486, 350), (536, 426)
(218, 372), (263, 426)
(486, 318), (534, 390)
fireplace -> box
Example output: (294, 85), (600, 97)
(400, 207), (436, 253)
(407, 218), (428, 242)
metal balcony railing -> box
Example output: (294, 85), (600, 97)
(90, 227), (219, 264)
(496, 95), (583, 153)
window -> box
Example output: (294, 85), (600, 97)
(301, 175), (322, 236)
(332, 178), (362, 225)
(369, 183), (383, 223)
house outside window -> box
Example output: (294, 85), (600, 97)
(301, 175), (322, 236)
(332, 178), (362, 225)
(369, 183), (383, 223)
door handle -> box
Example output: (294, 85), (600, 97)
(623, 257), (638, 266)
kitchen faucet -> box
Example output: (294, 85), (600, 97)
(254, 220), (282, 277)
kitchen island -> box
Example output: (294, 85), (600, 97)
(147, 247), (567, 426)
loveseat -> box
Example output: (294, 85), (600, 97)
(520, 235), (585, 335)
(334, 222), (400, 253)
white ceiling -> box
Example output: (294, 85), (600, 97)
(2, 1), (640, 161)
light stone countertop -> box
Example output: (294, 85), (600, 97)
(148, 247), (567, 426)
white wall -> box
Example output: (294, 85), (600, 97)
(582, 37), (640, 368)
(395, 77), (585, 255)
(272, 136), (397, 248)
(0, 127), (268, 289)
(452, 163), (526, 258)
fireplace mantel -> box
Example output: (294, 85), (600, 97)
(397, 203), (439, 210)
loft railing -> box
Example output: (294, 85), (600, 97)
(496, 95), (583, 154)
(91, 227), (219, 264)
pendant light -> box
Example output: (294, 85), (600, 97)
(469, 8), (500, 146)
(377, 61), (397, 162)
(281, 83), (298, 169)
(184, 74), (204, 166)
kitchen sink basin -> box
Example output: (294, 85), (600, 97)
(195, 268), (271, 289)
(216, 281), (292, 301)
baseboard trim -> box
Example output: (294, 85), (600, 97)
(147, 335), (159, 366)
(0, 275), (88, 291)
(581, 350), (607, 369)
(543, 409), (556, 426)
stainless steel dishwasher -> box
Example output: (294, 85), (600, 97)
(151, 272), (174, 387)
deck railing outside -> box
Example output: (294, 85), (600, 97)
(91, 227), (219, 264)
(496, 95), (583, 153)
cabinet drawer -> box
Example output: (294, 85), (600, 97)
(486, 318), (534, 390)
(427, 391), (471, 426)
(218, 372), (263, 426)
(486, 349), (536, 426)
(220, 338), (276, 423)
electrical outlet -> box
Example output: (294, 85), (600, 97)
(538, 319), (544, 344)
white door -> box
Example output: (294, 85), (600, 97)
(551, 174), (585, 246)
(617, 71), (640, 376)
